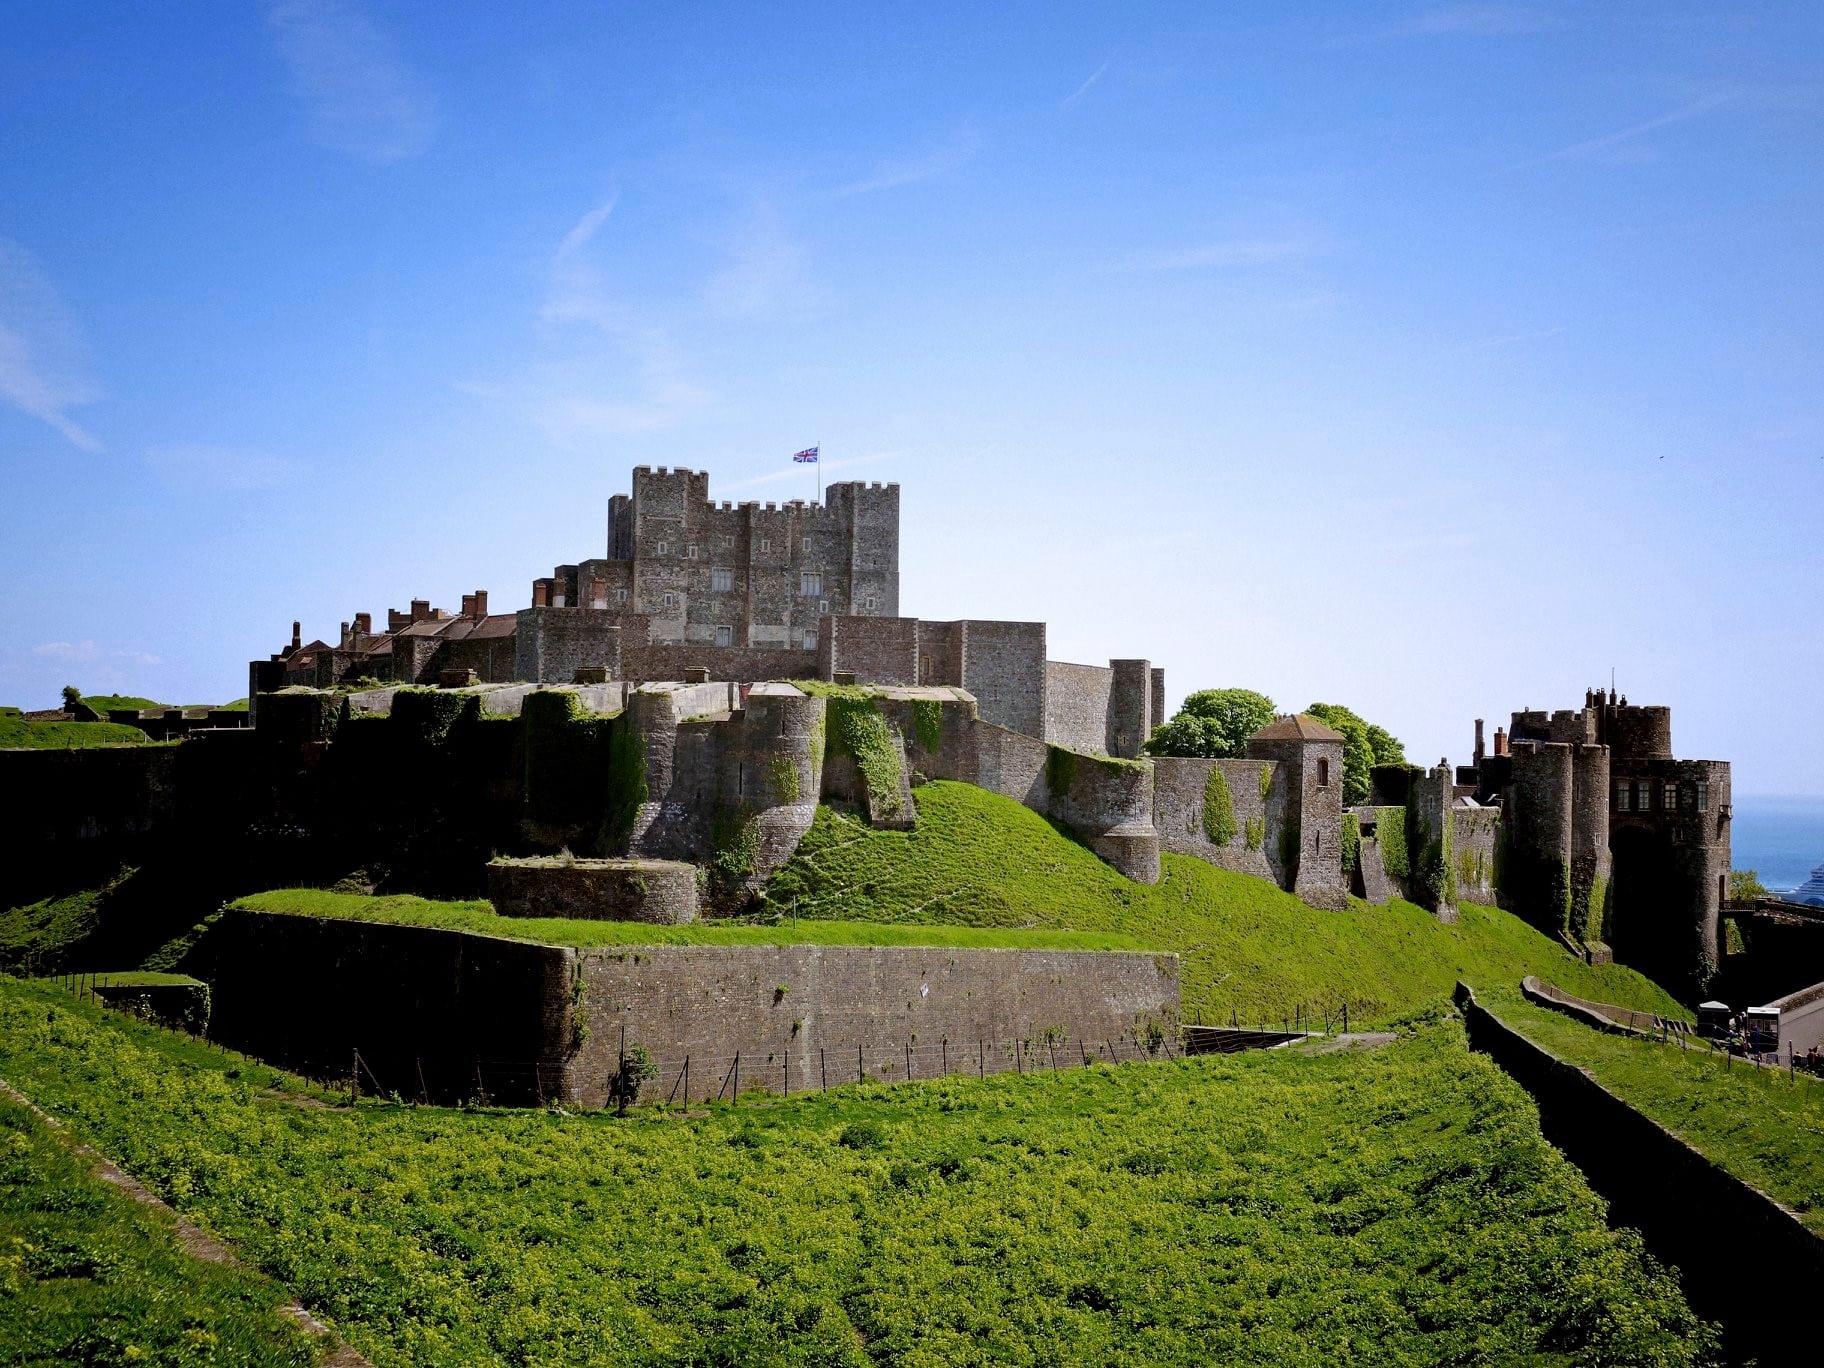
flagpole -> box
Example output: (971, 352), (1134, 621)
(817, 440), (822, 504)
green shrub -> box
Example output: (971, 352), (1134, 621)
(1045, 744), (1078, 796)
(1341, 813), (1360, 875)
(912, 698), (944, 755)
(1201, 767), (1237, 846)
(1377, 808), (1410, 879)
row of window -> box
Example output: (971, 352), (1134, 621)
(652, 536), (816, 558)
(1616, 778), (1708, 814)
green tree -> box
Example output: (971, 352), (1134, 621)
(1304, 702), (1382, 806)
(1365, 723), (1405, 766)
(60, 684), (81, 711)
(1729, 870), (1769, 905)
(1144, 688), (1275, 758)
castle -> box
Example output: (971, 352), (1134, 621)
(255, 465), (1165, 760)
(238, 462), (1730, 990)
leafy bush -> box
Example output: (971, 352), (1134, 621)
(1201, 767), (1236, 846)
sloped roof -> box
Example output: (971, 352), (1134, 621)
(1250, 713), (1345, 743)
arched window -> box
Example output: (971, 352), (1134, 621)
(1317, 758), (1330, 788)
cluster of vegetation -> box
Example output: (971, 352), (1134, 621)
(0, 978), (1716, 1365)
(1303, 702), (1405, 806)
(1142, 687), (1274, 758)
(798, 683), (904, 817)
(1483, 984), (1824, 1233)
(764, 783), (1686, 1027)
(0, 1088), (315, 1366)
(1201, 766), (1236, 845)
(1729, 869), (1770, 903)
(227, 889), (1145, 954)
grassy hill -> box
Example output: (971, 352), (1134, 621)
(0, 715), (149, 749)
(763, 782), (1688, 1027)
(227, 889), (1151, 953)
(0, 976), (1714, 1365)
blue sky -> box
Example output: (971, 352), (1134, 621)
(2, 2), (1819, 793)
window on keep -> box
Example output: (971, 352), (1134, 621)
(1697, 781), (1709, 812)
(1616, 780), (1631, 812)
(801, 571), (823, 596)
(711, 568), (732, 592)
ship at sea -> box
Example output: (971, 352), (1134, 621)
(1791, 863), (1824, 907)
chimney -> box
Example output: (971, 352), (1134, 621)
(460, 593), (475, 618)
(290, 621), (301, 653)
(354, 612), (372, 636)
(387, 608), (410, 633)
(410, 598), (430, 623)
(532, 581), (549, 608)
(472, 589), (487, 619)
(1474, 719), (1485, 766)
(1494, 727), (1509, 757)
(339, 620), (350, 648)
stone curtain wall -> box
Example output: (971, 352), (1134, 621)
(1043, 661), (1115, 755)
(571, 943), (1180, 1108)
(822, 615), (921, 685)
(1151, 758), (1287, 885)
(207, 910), (573, 1106)
(488, 858), (700, 924)
(1454, 807), (1500, 905)
(1457, 983), (1824, 1364)
(959, 620), (1048, 739)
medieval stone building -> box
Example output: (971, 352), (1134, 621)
(1458, 689), (1732, 989)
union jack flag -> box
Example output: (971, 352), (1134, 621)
(792, 446), (819, 463)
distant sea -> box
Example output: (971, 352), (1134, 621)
(1731, 796), (1824, 893)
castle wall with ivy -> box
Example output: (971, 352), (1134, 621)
(1150, 757), (1288, 885)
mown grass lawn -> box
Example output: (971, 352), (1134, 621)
(1482, 984), (1824, 1233)
(764, 783), (1689, 1027)
(0, 976), (1714, 1367)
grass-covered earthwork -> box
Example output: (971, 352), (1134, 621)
(0, 976), (1715, 1365)
(1482, 984), (1824, 1233)
(764, 782), (1689, 1027)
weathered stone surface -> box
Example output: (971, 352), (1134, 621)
(488, 857), (699, 924)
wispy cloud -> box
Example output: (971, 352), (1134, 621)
(146, 444), (301, 492)
(0, 238), (101, 451)
(1062, 60), (1111, 110)
(700, 201), (829, 318)
(1503, 94), (1730, 172)
(466, 198), (712, 442)
(719, 452), (896, 494)
(833, 128), (980, 198)
(1404, 4), (1560, 37)
(267, 0), (437, 162)
(33, 641), (162, 667)
(1124, 237), (1321, 272)
(554, 195), (618, 261)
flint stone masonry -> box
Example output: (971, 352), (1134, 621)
(1151, 758), (1289, 885)
(488, 857), (699, 924)
(571, 942), (1181, 1107)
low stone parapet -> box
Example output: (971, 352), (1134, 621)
(488, 856), (699, 924)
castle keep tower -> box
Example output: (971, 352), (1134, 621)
(1468, 689), (1730, 991)
(535, 467), (900, 652)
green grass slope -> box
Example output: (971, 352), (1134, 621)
(0, 715), (149, 748)
(0, 1090), (315, 1366)
(77, 694), (165, 713)
(227, 889), (1149, 953)
(0, 976), (1714, 1366)
(1484, 985), (1824, 1232)
(764, 782), (1689, 1027)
